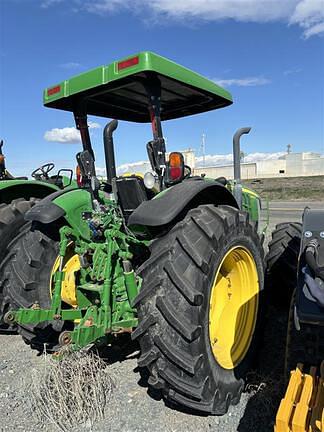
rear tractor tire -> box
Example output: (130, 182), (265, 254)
(133, 204), (265, 415)
(0, 198), (37, 328)
(266, 222), (302, 307)
(1, 225), (76, 351)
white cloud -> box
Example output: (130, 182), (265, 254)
(44, 121), (101, 144)
(40, 1), (324, 38)
(290, 0), (324, 38)
(83, 0), (130, 13)
(44, 127), (80, 144)
(41, 0), (64, 8)
(57, 0), (324, 38)
(95, 167), (107, 177)
(96, 161), (152, 177)
(283, 67), (302, 76)
(302, 21), (324, 38)
(213, 77), (271, 87)
(148, 0), (297, 22)
(59, 62), (83, 69)
(117, 160), (151, 175)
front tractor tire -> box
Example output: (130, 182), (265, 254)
(133, 204), (264, 415)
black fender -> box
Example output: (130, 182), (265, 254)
(128, 178), (238, 228)
(24, 188), (73, 224)
(0, 181), (59, 205)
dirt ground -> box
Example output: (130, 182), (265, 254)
(0, 216), (296, 432)
(244, 175), (324, 201)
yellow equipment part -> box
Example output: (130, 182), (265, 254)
(275, 362), (324, 432)
(50, 246), (80, 308)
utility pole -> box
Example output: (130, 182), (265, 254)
(287, 144), (292, 154)
(201, 133), (206, 167)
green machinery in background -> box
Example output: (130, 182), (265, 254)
(0, 140), (76, 328)
(4, 52), (266, 415)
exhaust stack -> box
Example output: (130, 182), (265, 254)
(232, 127), (251, 209)
(103, 119), (119, 185)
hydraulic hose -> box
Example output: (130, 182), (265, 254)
(305, 240), (324, 280)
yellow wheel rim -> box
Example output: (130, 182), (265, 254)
(50, 246), (80, 308)
(209, 246), (259, 370)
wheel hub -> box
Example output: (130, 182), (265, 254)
(50, 248), (80, 307)
(209, 246), (259, 370)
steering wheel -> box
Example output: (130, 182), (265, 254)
(184, 164), (192, 179)
(31, 163), (55, 180)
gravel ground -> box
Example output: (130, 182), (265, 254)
(0, 217), (294, 432)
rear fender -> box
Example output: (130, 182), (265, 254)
(0, 179), (59, 204)
(25, 188), (93, 240)
(128, 178), (238, 233)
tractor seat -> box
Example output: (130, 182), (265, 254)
(2, 170), (28, 181)
(47, 175), (64, 188)
(215, 176), (227, 186)
(116, 174), (154, 221)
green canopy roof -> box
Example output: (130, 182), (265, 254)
(44, 51), (233, 122)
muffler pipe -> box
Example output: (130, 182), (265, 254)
(103, 119), (118, 184)
(232, 127), (251, 208)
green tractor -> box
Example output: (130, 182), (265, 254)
(4, 52), (266, 415)
(0, 139), (75, 327)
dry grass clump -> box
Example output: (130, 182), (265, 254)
(27, 351), (115, 432)
(238, 371), (285, 431)
(245, 371), (284, 414)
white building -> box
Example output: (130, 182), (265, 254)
(188, 151), (324, 179)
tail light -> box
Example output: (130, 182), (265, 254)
(117, 56), (139, 72)
(165, 152), (185, 185)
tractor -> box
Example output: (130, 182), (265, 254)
(3, 52), (266, 415)
(267, 214), (324, 430)
(0, 139), (75, 327)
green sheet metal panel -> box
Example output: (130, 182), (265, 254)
(43, 52), (233, 122)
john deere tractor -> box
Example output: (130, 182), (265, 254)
(0, 139), (75, 327)
(4, 52), (266, 415)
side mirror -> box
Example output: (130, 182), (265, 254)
(164, 152), (185, 186)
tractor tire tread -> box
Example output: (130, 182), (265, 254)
(0, 199), (38, 327)
(133, 204), (264, 415)
(265, 222), (302, 306)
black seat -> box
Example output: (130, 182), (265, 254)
(116, 175), (152, 221)
(215, 176), (227, 186)
(0, 170), (28, 181)
(47, 175), (64, 188)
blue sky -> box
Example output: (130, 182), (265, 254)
(0, 0), (323, 176)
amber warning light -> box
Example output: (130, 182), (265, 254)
(167, 152), (185, 183)
(76, 165), (83, 187)
(117, 56), (139, 72)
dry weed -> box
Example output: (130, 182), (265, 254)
(27, 351), (115, 432)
